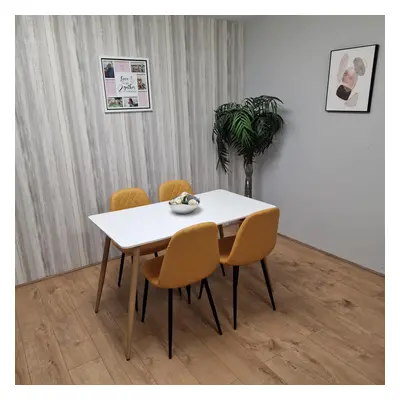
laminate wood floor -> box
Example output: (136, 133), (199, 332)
(15, 226), (385, 385)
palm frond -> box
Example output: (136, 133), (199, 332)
(215, 102), (240, 115)
(212, 108), (235, 172)
(254, 95), (283, 105)
(253, 113), (283, 155)
(212, 95), (284, 173)
(215, 134), (230, 172)
(242, 97), (255, 109)
(231, 108), (254, 147)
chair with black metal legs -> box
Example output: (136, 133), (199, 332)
(140, 222), (223, 359)
(159, 180), (226, 287)
(199, 208), (280, 329)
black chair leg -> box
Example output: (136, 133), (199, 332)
(141, 279), (149, 322)
(178, 288), (182, 298)
(117, 253), (125, 287)
(135, 293), (138, 312)
(198, 280), (204, 299)
(260, 259), (276, 311)
(168, 288), (173, 359)
(220, 263), (226, 276)
(232, 266), (239, 330)
(203, 279), (222, 335)
(186, 285), (191, 304)
(154, 252), (158, 257)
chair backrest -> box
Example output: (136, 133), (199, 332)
(110, 188), (150, 212)
(157, 222), (219, 288)
(158, 180), (194, 202)
(227, 208), (280, 266)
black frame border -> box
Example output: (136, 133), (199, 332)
(325, 44), (379, 113)
(101, 57), (152, 112)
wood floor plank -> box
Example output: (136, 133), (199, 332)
(82, 258), (138, 317)
(131, 334), (200, 385)
(97, 306), (158, 384)
(206, 257), (384, 385)
(337, 306), (385, 338)
(15, 285), (72, 384)
(106, 295), (199, 385)
(308, 328), (384, 384)
(230, 316), (309, 364)
(72, 269), (157, 385)
(203, 331), (285, 385)
(239, 268), (322, 336)
(279, 339), (373, 384)
(207, 262), (321, 338)
(265, 354), (329, 385)
(275, 235), (384, 289)
(271, 240), (385, 314)
(75, 260), (164, 385)
(37, 276), (76, 320)
(49, 313), (100, 371)
(15, 318), (31, 384)
(16, 283), (48, 324)
(273, 281), (384, 353)
(64, 262), (158, 384)
(69, 358), (114, 385)
(170, 296), (285, 385)
(59, 269), (97, 308)
(269, 259), (383, 318)
(200, 268), (310, 364)
(78, 301), (148, 385)
(171, 323), (238, 385)
(60, 271), (131, 384)
(37, 277), (99, 370)
(129, 286), (238, 385)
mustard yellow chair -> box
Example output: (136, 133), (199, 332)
(158, 179), (195, 301)
(158, 179), (194, 202)
(159, 179), (226, 280)
(110, 188), (170, 289)
(199, 208), (280, 329)
(140, 222), (222, 359)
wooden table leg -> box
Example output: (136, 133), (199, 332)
(95, 236), (111, 313)
(218, 224), (224, 239)
(126, 247), (140, 360)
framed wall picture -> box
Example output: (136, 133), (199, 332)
(325, 44), (379, 113)
(100, 56), (153, 113)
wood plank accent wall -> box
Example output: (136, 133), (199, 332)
(15, 15), (244, 284)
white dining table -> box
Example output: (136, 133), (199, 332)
(89, 189), (276, 359)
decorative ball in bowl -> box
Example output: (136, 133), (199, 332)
(169, 192), (200, 215)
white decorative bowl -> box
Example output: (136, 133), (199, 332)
(170, 203), (198, 215)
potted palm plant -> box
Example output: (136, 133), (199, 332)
(212, 95), (284, 198)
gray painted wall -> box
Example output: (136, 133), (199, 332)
(15, 15), (244, 284)
(244, 15), (385, 273)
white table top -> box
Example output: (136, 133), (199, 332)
(89, 189), (276, 250)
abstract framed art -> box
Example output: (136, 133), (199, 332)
(325, 44), (379, 113)
(100, 56), (153, 113)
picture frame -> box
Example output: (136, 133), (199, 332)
(325, 44), (379, 113)
(100, 56), (153, 113)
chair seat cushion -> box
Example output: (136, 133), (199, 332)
(112, 238), (170, 256)
(219, 236), (236, 265)
(142, 256), (164, 286)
